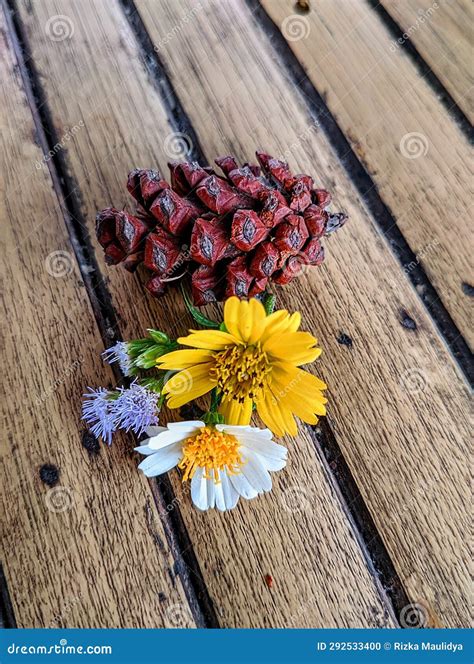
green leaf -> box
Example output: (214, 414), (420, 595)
(263, 292), (276, 315)
(209, 387), (221, 412)
(202, 411), (225, 425)
(127, 338), (156, 357)
(147, 329), (170, 344)
(138, 377), (163, 394)
(180, 283), (220, 329)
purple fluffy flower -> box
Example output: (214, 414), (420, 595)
(113, 382), (159, 436)
(82, 387), (117, 445)
(102, 342), (132, 376)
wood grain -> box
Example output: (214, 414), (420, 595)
(261, 0), (473, 348)
(382, 0), (474, 122)
(135, 0), (472, 627)
(0, 9), (195, 628)
(14, 0), (397, 627)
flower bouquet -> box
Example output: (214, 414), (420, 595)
(84, 152), (347, 511)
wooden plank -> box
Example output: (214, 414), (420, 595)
(261, 0), (473, 348)
(0, 10), (194, 628)
(135, 0), (472, 627)
(382, 0), (474, 122)
(15, 0), (397, 627)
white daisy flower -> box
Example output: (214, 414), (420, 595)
(135, 420), (287, 511)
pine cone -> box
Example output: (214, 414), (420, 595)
(96, 152), (348, 305)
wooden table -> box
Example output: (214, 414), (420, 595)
(1, 0), (472, 629)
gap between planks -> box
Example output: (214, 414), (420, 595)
(3, 0), (218, 629)
(248, 0), (473, 385)
(368, 0), (473, 132)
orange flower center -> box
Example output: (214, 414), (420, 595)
(210, 343), (271, 403)
(178, 426), (243, 483)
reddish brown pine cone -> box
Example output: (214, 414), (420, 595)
(95, 151), (348, 304)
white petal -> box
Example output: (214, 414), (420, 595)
(238, 436), (287, 460)
(191, 467), (207, 510)
(134, 444), (157, 456)
(146, 421), (205, 450)
(220, 471), (239, 510)
(206, 476), (216, 509)
(253, 451), (286, 472)
(146, 429), (189, 450)
(229, 471), (259, 500)
(220, 424), (273, 440)
(167, 420), (205, 429)
(214, 474), (226, 512)
(191, 469), (216, 511)
(137, 443), (182, 477)
(145, 426), (167, 437)
(241, 452), (272, 492)
(216, 424), (253, 434)
(239, 439), (287, 472)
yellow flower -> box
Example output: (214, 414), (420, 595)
(157, 297), (327, 437)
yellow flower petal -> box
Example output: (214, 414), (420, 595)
(270, 374), (320, 424)
(164, 363), (215, 408)
(260, 310), (289, 343)
(219, 397), (253, 425)
(272, 399), (298, 436)
(178, 330), (239, 350)
(263, 331), (320, 365)
(223, 297), (267, 344)
(223, 297), (242, 341)
(286, 312), (301, 333)
(247, 298), (267, 344)
(256, 395), (285, 437)
(157, 349), (214, 370)
(273, 361), (327, 391)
